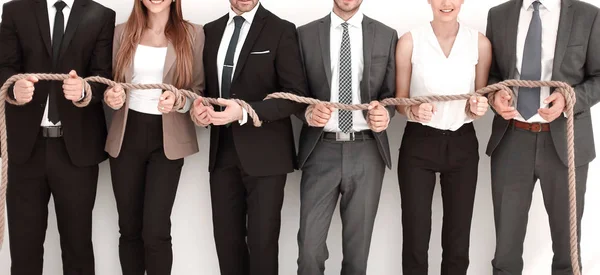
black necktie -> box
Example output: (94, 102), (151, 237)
(49, 0), (66, 124)
(221, 16), (245, 101)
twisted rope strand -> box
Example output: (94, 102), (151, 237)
(0, 74), (580, 275)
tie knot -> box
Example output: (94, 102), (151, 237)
(54, 1), (67, 12)
(531, 1), (541, 11)
(341, 22), (349, 30)
(233, 16), (245, 29)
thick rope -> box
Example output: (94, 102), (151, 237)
(0, 74), (580, 275)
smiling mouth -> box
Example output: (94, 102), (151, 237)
(441, 9), (454, 13)
(149, 0), (164, 4)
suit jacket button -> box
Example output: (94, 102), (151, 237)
(40, 103), (45, 108)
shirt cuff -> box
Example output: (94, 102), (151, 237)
(383, 108), (391, 128)
(238, 108), (248, 125)
(80, 86), (85, 101)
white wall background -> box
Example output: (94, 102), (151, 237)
(1, 0), (599, 274)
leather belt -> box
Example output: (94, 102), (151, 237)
(322, 130), (374, 141)
(41, 126), (63, 138)
(511, 119), (550, 133)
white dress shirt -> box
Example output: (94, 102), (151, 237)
(42, 0), (84, 127)
(323, 10), (368, 133)
(514, 0), (561, 123)
(216, 2), (261, 125)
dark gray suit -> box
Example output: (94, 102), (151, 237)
(486, 0), (600, 274)
(295, 14), (397, 275)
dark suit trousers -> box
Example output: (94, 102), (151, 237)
(398, 122), (479, 275)
(490, 126), (587, 275)
(7, 132), (99, 275)
(210, 126), (286, 275)
(109, 110), (184, 275)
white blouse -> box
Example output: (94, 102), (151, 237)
(129, 44), (168, 115)
(409, 23), (479, 131)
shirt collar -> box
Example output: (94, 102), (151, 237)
(523, 0), (560, 12)
(227, 1), (260, 26)
(48, 0), (74, 10)
(330, 10), (364, 29)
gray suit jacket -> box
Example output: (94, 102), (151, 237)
(486, 0), (600, 167)
(296, 14), (398, 169)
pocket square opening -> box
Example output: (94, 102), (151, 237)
(250, 50), (270, 54)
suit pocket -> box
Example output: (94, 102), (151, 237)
(371, 55), (387, 65)
(250, 50), (271, 55)
(169, 114), (195, 144)
(575, 110), (591, 119)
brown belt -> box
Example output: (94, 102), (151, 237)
(511, 119), (550, 132)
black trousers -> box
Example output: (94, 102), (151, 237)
(109, 110), (183, 275)
(398, 122), (479, 275)
(7, 132), (99, 275)
(210, 126), (286, 275)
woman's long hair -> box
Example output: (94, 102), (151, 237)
(114, 0), (193, 88)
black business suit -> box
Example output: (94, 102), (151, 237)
(0, 0), (114, 274)
(202, 4), (307, 275)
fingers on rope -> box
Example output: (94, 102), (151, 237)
(0, 74), (581, 275)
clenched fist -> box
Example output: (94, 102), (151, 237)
(307, 103), (335, 127)
(367, 101), (389, 132)
(104, 84), (125, 110)
(468, 95), (489, 117)
(158, 90), (176, 113)
(63, 70), (84, 102)
(410, 103), (436, 123)
(491, 90), (518, 120)
(13, 76), (39, 104)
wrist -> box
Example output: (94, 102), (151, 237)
(305, 105), (315, 125)
(174, 93), (186, 111)
(405, 105), (418, 121)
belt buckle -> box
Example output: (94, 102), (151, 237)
(43, 126), (62, 138)
(336, 132), (355, 141)
(531, 122), (543, 133)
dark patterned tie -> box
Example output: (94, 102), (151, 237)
(49, 0), (66, 124)
(517, 1), (542, 120)
(338, 22), (353, 133)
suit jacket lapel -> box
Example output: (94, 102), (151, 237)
(208, 15), (228, 98)
(361, 16), (374, 104)
(232, 5), (267, 81)
(58, 0), (87, 62)
(163, 42), (176, 80)
(506, 0), (521, 79)
(552, 0), (574, 79)
(318, 15), (332, 98)
(34, 0), (52, 57)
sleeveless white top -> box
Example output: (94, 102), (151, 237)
(129, 44), (168, 115)
(409, 23), (479, 131)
